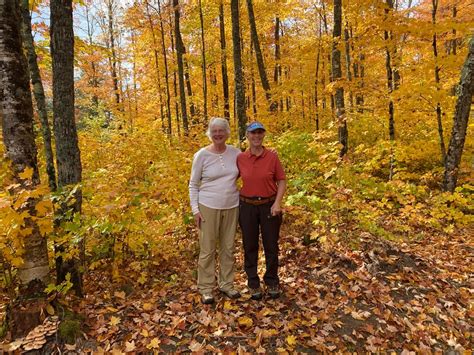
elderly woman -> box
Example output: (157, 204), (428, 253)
(237, 122), (286, 300)
(189, 117), (241, 304)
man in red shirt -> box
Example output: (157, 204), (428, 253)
(237, 122), (286, 300)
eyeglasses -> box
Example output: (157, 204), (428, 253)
(248, 130), (265, 135)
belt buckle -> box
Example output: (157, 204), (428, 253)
(257, 197), (262, 201)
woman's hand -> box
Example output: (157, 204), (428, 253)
(270, 202), (282, 216)
(194, 212), (204, 229)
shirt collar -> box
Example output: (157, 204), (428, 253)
(245, 146), (267, 158)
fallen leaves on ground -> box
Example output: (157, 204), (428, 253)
(1, 220), (472, 352)
(70, 220), (472, 353)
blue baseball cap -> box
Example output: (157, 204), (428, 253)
(246, 121), (266, 132)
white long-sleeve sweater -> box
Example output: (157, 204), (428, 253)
(189, 145), (240, 215)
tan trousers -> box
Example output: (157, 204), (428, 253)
(198, 204), (239, 294)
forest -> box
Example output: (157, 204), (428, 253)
(0, 0), (473, 352)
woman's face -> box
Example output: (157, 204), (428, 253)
(247, 129), (266, 148)
(210, 125), (229, 145)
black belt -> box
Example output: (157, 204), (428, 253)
(240, 196), (276, 205)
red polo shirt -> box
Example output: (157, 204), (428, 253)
(237, 147), (286, 198)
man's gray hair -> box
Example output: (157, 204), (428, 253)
(206, 117), (231, 139)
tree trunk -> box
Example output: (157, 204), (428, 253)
(250, 41), (258, 117)
(332, 0), (348, 157)
(353, 50), (365, 112)
(84, 2), (99, 110)
(210, 64), (219, 110)
(385, 45), (395, 141)
(145, 1), (165, 133)
(322, 0), (334, 113)
(219, 1), (230, 119)
(173, 0), (188, 134)
(184, 59), (196, 119)
(156, 0), (172, 137)
(231, 0), (247, 141)
(314, 19), (322, 131)
(169, 10), (181, 136)
(450, 6), (457, 55)
(274, 16), (283, 112)
(315, 47), (320, 131)
(130, 30), (139, 124)
(199, 0), (208, 121)
(353, 27), (365, 112)
(0, 0), (50, 337)
(443, 34), (474, 193)
(432, 0), (447, 165)
(301, 89), (305, 120)
(107, 0), (120, 107)
(20, 0), (56, 191)
(384, 0), (396, 179)
(321, 28), (327, 114)
(245, 0), (276, 112)
(274, 16), (281, 85)
(343, 25), (354, 109)
(51, 0), (83, 297)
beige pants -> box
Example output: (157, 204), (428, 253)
(198, 204), (239, 294)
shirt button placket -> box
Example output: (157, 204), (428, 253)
(219, 154), (225, 168)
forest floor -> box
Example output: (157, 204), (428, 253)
(2, 210), (473, 353)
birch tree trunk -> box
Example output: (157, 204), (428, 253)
(0, 0), (50, 336)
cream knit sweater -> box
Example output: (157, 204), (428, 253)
(189, 145), (240, 215)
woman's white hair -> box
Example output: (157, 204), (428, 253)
(206, 117), (231, 139)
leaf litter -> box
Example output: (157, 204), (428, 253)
(1, 215), (472, 352)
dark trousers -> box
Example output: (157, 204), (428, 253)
(239, 201), (282, 289)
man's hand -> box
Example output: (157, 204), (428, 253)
(194, 212), (204, 229)
(270, 202), (282, 216)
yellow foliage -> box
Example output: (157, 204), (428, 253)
(0, 167), (53, 268)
